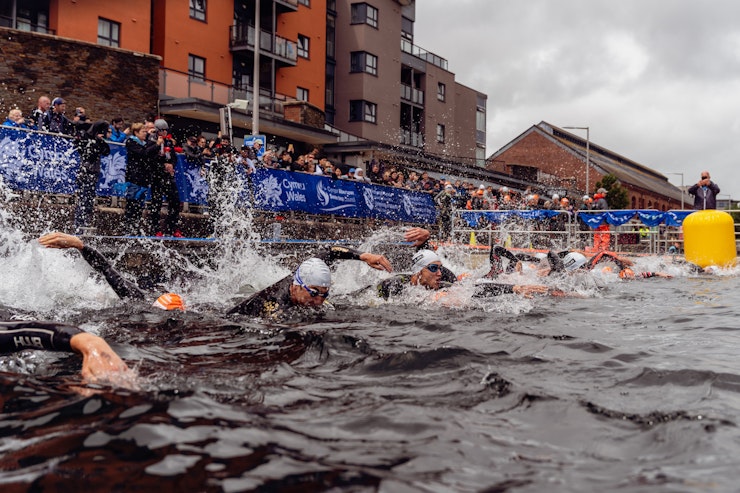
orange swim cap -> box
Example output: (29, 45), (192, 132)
(619, 268), (635, 279)
(153, 293), (186, 311)
(601, 266), (613, 273)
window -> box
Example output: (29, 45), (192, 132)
(297, 34), (309, 58)
(401, 16), (413, 42)
(189, 0), (206, 21)
(436, 124), (445, 143)
(297, 87), (309, 102)
(351, 3), (378, 28)
(188, 54), (206, 81)
(298, 0), (310, 5)
(349, 100), (377, 123)
(97, 18), (120, 47)
(326, 15), (335, 59)
(437, 82), (446, 102)
(350, 51), (377, 75)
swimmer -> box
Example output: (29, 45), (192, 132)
(0, 320), (133, 385)
(375, 248), (550, 300)
(38, 232), (185, 311)
(227, 245), (392, 318)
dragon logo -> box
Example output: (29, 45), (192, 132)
(257, 174), (284, 207)
(402, 194), (413, 216)
(363, 187), (375, 211)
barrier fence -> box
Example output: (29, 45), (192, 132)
(453, 208), (739, 254)
(0, 126), (437, 225)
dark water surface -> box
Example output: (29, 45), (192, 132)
(2, 253), (740, 492)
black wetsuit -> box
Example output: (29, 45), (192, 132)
(227, 245), (368, 318)
(375, 265), (515, 300)
(0, 321), (82, 354)
(79, 245), (147, 301)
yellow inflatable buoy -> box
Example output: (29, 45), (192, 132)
(683, 210), (737, 268)
(469, 232), (477, 246)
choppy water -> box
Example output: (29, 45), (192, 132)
(1, 224), (740, 492)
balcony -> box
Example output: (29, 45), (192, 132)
(400, 83), (424, 105)
(400, 129), (424, 148)
(230, 24), (297, 66)
(401, 39), (448, 71)
(275, 0), (299, 9)
(159, 68), (288, 116)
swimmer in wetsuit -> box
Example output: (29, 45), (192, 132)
(227, 246), (392, 318)
(0, 320), (132, 384)
(39, 232), (185, 310)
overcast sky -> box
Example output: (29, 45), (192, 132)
(415, 0), (740, 202)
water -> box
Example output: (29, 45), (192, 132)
(2, 217), (740, 491)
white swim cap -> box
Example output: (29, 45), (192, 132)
(411, 249), (441, 273)
(563, 252), (587, 271)
(294, 258), (331, 288)
(534, 252), (548, 260)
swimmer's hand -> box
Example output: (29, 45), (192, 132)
(360, 252), (393, 272)
(512, 284), (550, 298)
(70, 333), (137, 389)
(38, 232), (84, 250)
(404, 227), (431, 247)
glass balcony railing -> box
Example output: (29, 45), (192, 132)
(401, 38), (448, 71)
(159, 68), (288, 115)
(230, 24), (297, 63)
(400, 83), (424, 105)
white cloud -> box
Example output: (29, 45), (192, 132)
(415, 0), (740, 199)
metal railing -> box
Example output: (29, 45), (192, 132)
(450, 208), (739, 255)
(229, 24), (297, 64)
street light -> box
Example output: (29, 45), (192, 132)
(563, 126), (590, 195)
(719, 194), (732, 210)
(666, 172), (685, 210)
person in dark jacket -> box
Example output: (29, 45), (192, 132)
(73, 120), (111, 233)
(687, 170), (720, 210)
(123, 122), (159, 235)
(147, 119), (182, 237)
(43, 97), (74, 135)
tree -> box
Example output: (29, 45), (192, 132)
(595, 174), (629, 209)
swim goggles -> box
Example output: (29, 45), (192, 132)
(425, 263), (442, 273)
(294, 270), (330, 298)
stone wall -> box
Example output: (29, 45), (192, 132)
(0, 27), (160, 124)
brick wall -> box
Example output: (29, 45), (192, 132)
(0, 28), (160, 125)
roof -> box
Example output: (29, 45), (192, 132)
(490, 121), (684, 202)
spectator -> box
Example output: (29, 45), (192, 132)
(366, 160), (383, 183)
(207, 135), (240, 234)
(688, 170), (720, 210)
(43, 97), (74, 135)
(197, 135), (215, 163)
(147, 119), (182, 237)
(73, 107), (88, 124)
(3, 108), (29, 128)
(29, 95), (51, 130)
(108, 116), (129, 143)
(419, 172), (435, 192)
(354, 167), (371, 183)
(435, 183), (455, 240)
(406, 171), (420, 191)
(73, 120), (111, 234)
(277, 150), (293, 169)
(123, 122), (158, 235)
(332, 166), (345, 180)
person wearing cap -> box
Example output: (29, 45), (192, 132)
(148, 118), (183, 237)
(374, 228), (549, 300)
(592, 187), (611, 251)
(1, 320), (134, 386)
(42, 97), (74, 135)
(73, 120), (111, 234)
(687, 170), (720, 210)
(38, 232), (186, 312)
(122, 122), (158, 235)
(227, 246), (392, 319)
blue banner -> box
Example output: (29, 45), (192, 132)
(0, 126), (438, 224)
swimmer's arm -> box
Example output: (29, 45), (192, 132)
(0, 321), (132, 384)
(79, 246), (147, 300)
(323, 246), (392, 272)
(39, 232), (147, 301)
(404, 227), (431, 248)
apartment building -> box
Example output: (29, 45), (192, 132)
(1, 0), (486, 172)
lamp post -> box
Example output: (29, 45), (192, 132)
(666, 172), (685, 210)
(563, 126), (590, 195)
(719, 194), (732, 210)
